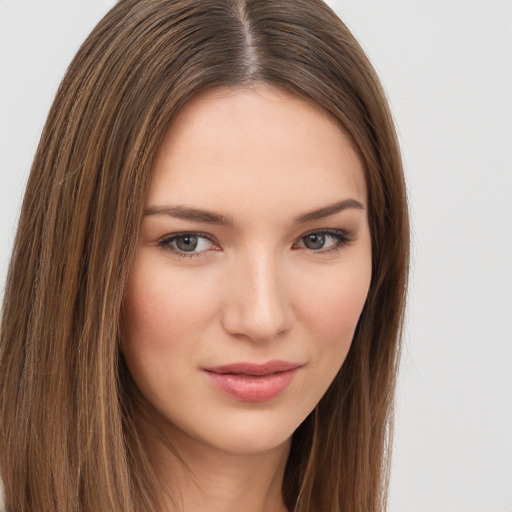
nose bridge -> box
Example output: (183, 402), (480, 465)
(222, 245), (292, 342)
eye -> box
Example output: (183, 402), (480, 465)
(294, 230), (352, 252)
(159, 233), (218, 257)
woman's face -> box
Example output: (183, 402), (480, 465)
(122, 86), (372, 456)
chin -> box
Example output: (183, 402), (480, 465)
(159, 406), (303, 458)
(210, 424), (294, 456)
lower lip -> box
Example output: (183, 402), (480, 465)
(204, 368), (299, 402)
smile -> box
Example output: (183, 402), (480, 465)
(203, 361), (301, 402)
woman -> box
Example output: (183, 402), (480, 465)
(0, 1), (409, 511)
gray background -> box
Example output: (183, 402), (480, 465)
(1, 1), (511, 510)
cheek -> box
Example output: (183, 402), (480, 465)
(287, 257), (371, 421)
(326, 274), (369, 337)
(121, 258), (218, 380)
(302, 261), (371, 341)
(296, 252), (372, 387)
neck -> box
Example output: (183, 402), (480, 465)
(140, 420), (290, 512)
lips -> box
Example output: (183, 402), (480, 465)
(203, 360), (301, 402)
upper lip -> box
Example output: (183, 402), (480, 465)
(203, 360), (301, 376)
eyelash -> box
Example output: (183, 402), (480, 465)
(293, 229), (353, 253)
(158, 229), (353, 258)
(158, 232), (219, 259)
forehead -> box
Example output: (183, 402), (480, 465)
(148, 86), (367, 216)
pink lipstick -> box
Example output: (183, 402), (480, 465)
(203, 361), (300, 402)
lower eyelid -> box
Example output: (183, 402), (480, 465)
(158, 233), (218, 254)
(157, 230), (354, 255)
(321, 235), (350, 250)
(298, 230), (352, 246)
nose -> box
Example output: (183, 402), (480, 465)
(221, 250), (293, 343)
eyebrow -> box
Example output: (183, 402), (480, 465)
(143, 205), (234, 226)
(143, 198), (365, 226)
(294, 198), (365, 223)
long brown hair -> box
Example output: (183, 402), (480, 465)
(0, 1), (409, 510)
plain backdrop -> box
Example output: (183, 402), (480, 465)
(0, 1), (511, 511)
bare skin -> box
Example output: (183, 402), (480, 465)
(122, 85), (372, 512)
(140, 419), (290, 512)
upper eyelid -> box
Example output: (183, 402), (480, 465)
(302, 228), (346, 235)
(293, 229), (353, 250)
(160, 231), (217, 243)
(158, 228), (352, 252)
(296, 228), (350, 239)
(160, 228), (347, 241)
(158, 232), (219, 255)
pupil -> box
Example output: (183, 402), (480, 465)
(304, 233), (325, 250)
(176, 236), (198, 252)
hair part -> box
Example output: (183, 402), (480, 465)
(0, 1), (409, 511)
